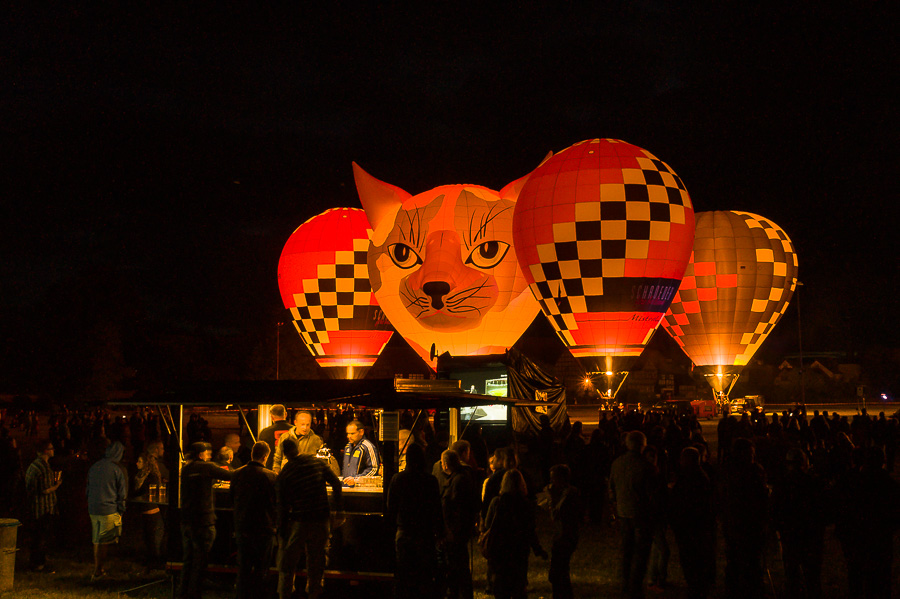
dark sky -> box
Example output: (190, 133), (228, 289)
(2, 4), (896, 393)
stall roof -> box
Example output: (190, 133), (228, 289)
(117, 379), (516, 410)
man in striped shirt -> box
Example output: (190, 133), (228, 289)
(25, 439), (61, 571)
(276, 438), (343, 599)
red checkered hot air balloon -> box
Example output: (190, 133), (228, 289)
(277, 207), (393, 379)
(512, 139), (695, 398)
(660, 211), (798, 400)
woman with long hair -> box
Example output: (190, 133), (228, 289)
(483, 469), (546, 599)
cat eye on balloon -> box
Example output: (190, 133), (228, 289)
(387, 243), (423, 269)
(466, 240), (510, 269)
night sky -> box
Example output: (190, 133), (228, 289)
(3, 4), (896, 396)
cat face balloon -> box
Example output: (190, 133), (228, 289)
(353, 163), (540, 368)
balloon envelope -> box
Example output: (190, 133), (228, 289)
(277, 207), (393, 379)
(353, 164), (540, 369)
(512, 139), (695, 376)
(660, 211), (798, 391)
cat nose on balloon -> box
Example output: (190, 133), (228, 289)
(423, 281), (451, 309)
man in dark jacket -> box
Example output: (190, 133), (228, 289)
(386, 443), (443, 599)
(834, 446), (900, 599)
(258, 404), (292, 470)
(179, 441), (232, 599)
(542, 463), (584, 599)
(87, 441), (127, 582)
(771, 448), (826, 599)
(439, 449), (478, 599)
(671, 446), (716, 599)
(609, 430), (656, 599)
(720, 438), (768, 599)
(231, 441), (277, 599)
(276, 438), (342, 599)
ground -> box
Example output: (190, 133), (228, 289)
(6, 507), (900, 598)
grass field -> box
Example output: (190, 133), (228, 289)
(5, 508), (900, 598)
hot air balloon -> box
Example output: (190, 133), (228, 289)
(660, 211), (798, 401)
(512, 139), (695, 398)
(277, 207), (393, 379)
(353, 163), (541, 369)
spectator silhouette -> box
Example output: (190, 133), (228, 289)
(609, 430), (655, 599)
(670, 446), (715, 599)
(276, 437), (342, 599)
(643, 445), (670, 591)
(483, 469), (546, 599)
(230, 441), (277, 599)
(771, 447), (826, 599)
(720, 437), (767, 599)
(386, 443), (443, 599)
(539, 463), (584, 599)
(438, 448), (478, 599)
(834, 446), (900, 598)
(24, 438), (60, 571)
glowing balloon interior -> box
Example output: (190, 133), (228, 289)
(353, 163), (540, 369)
(512, 139), (695, 387)
(660, 211), (798, 396)
(277, 207), (393, 379)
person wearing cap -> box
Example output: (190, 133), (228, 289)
(179, 441), (233, 599)
(259, 405), (293, 470)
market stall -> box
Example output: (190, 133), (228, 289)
(116, 377), (514, 593)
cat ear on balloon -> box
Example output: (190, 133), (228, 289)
(352, 162), (411, 245)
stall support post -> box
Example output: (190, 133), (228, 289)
(257, 404), (273, 439)
(449, 407), (459, 443)
(177, 405), (183, 509)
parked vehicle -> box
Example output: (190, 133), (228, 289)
(730, 395), (765, 413)
(690, 398), (716, 420)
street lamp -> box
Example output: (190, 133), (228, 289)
(796, 282), (804, 404)
(276, 322), (284, 380)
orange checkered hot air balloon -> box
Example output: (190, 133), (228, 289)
(278, 207), (393, 379)
(512, 139), (695, 399)
(660, 211), (798, 400)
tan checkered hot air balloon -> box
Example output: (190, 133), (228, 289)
(660, 211), (798, 399)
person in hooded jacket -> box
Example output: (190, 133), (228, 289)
(87, 440), (128, 581)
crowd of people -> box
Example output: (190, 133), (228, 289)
(1, 402), (899, 599)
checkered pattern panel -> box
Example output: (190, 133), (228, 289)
(661, 211), (798, 368)
(513, 139), (695, 361)
(277, 208), (392, 365)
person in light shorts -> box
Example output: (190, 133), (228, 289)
(87, 441), (128, 581)
(91, 512), (123, 545)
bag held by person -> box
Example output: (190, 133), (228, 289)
(477, 526), (495, 559)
